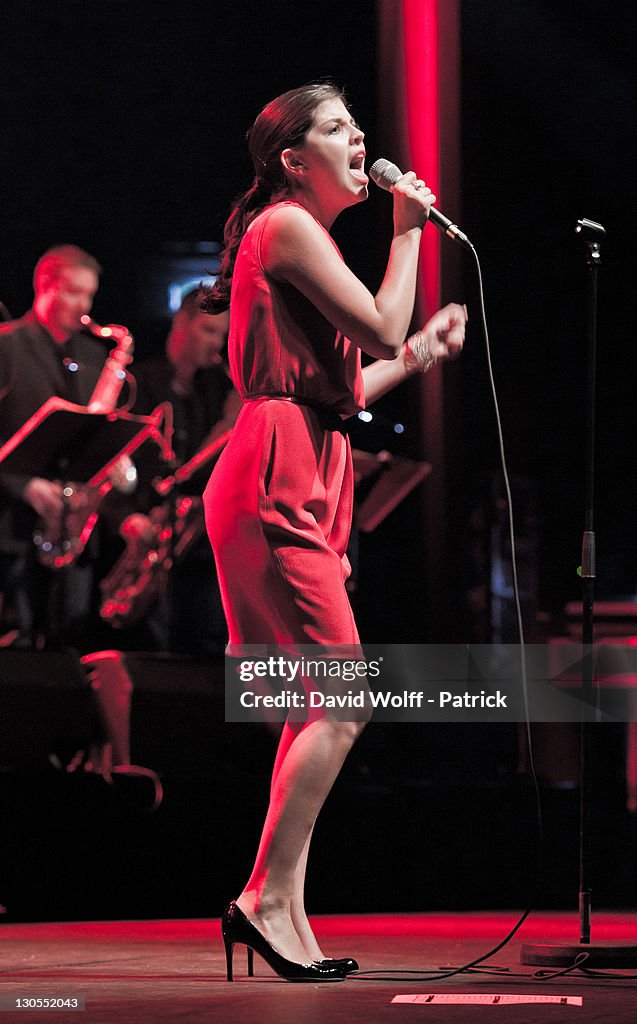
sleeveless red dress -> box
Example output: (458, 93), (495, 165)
(204, 202), (365, 652)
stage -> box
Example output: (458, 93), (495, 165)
(1, 911), (636, 1023)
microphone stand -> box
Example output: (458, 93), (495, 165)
(521, 219), (637, 968)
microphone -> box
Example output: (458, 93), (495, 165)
(369, 158), (472, 249)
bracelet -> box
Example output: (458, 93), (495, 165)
(404, 332), (438, 374)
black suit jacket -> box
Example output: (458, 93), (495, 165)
(0, 311), (106, 552)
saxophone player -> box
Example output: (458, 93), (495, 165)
(0, 245), (108, 648)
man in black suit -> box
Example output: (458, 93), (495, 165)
(0, 244), (106, 646)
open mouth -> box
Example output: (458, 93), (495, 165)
(349, 152), (368, 183)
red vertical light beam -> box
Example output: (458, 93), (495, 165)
(402, 0), (440, 320)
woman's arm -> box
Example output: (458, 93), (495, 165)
(361, 303), (467, 406)
(261, 176), (435, 360)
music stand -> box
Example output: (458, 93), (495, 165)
(0, 396), (168, 485)
(352, 449), (432, 532)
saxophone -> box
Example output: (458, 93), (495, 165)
(84, 318), (135, 413)
(33, 319), (136, 569)
(99, 429), (231, 627)
(99, 494), (204, 627)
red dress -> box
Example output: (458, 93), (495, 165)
(204, 202), (365, 651)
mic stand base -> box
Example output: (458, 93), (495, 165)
(520, 942), (637, 969)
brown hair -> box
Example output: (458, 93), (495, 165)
(33, 245), (102, 292)
(202, 82), (347, 313)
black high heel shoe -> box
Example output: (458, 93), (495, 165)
(315, 957), (359, 974)
(245, 945), (358, 977)
(222, 902), (345, 982)
(246, 944), (358, 978)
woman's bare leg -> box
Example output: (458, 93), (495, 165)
(289, 831), (324, 960)
(268, 722), (324, 959)
(236, 715), (364, 964)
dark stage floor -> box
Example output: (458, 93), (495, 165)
(0, 911), (636, 1023)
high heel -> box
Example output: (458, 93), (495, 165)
(315, 957), (359, 974)
(222, 902), (345, 982)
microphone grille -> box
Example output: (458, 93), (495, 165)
(369, 158), (403, 190)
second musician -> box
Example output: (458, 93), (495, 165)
(104, 289), (240, 655)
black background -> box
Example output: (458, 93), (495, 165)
(2, 0), (636, 639)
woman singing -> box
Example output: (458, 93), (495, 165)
(203, 82), (466, 982)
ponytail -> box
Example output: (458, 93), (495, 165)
(201, 176), (276, 314)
